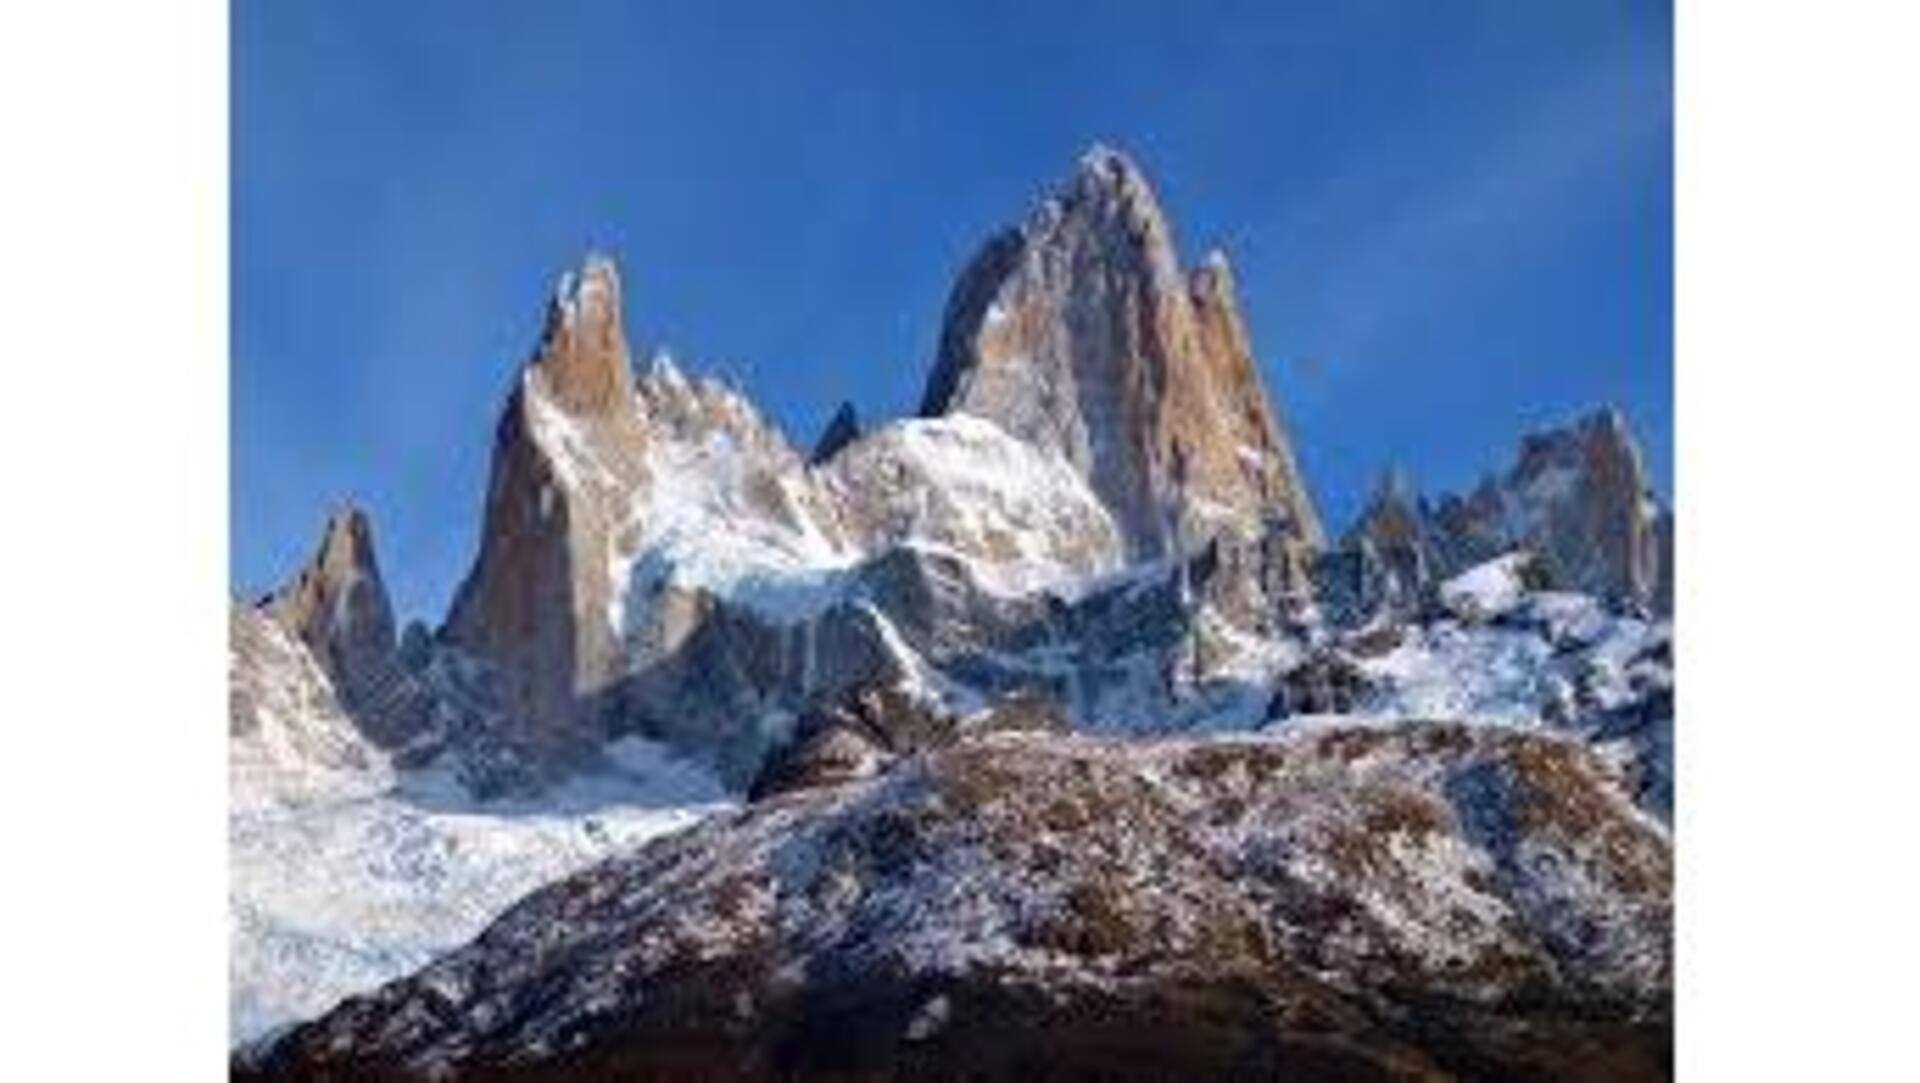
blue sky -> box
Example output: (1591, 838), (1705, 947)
(234, 0), (1672, 623)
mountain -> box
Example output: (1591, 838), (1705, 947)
(440, 257), (654, 759)
(1329, 409), (1671, 621)
(243, 724), (1670, 1083)
(232, 145), (1675, 1074)
(231, 510), (731, 1045)
(420, 149), (1344, 785)
(259, 506), (435, 749)
(921, 145), (1322, 562)
(1425, 409), (1668, 613)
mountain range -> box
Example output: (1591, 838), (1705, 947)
(232, 147), (1673, 1081)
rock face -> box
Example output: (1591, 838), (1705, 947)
(1429, 409), (1666, 612)
(260, 507), (431, 748)
(1322, 410), (1670, 622)
(1265, 646), (1374, 719)
(1653, 507), (1675, 616)
(920, 145), (1322, 561)
(420, 152), (1356, 781)
(808, 401), (861, 464)
(244, 723), (1671, 1083)
(434, 249), (1132, 780)
(441, 256), (652, 756)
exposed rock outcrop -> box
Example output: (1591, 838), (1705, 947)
(808, 400), (862, 464)
(1429, 409), (1665, 612)
(440, 257), (652, 756)
(1265, 647), (1375, 719)
(1322, 410), (1670, 622)
(748, 682), (1068, 801)
(421, 153), (1626, 787)
(920, 145), (1322, 561)
(260, 507), (432, 748)
(1653, 507), (1675, 616)
(243, 723), (1671, 1083)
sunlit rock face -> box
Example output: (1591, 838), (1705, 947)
(921, 145), (1322, 563)
(440, 256), (654, 756)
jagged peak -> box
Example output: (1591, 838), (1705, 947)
(550, 252), (621, 327)
(636, 351), (743, 411)
(994, 143), (1181, 289)
(1513, 406), (1649, 490)
(643, 348), (687, 387)
(532, 252), (635, 416)
(1187, 248), (1239, 307)
(1073, 141), (1146, 188)
(1522, 405), (1635, 449)
(1369, 466), (1420, 508)
(261, 502), (398, 685)
(273, 503), (385, 605)
(1076, 140), (1126, 170)
(630, 351), (803, 463)
(1583, 404), (1631, 434)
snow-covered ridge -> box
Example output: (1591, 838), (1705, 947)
(228, 597), (732, 1045)
(230, 605), (393, 810)
(613, 360), (857, 629)
(820, 413), (1125, 598)
(527, 352), (1128, 639)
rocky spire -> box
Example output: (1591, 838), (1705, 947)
(1378, 408), (1669, 614)
(441, 254), (651, 755)
(1502, 408), (1665, 610)
(808, 401), (862, 464)
(263, 506), (396, 687)
(920, 145), (1322, 559)
(260, 505), (430, 747)
(1342, 468), (1433, 610)
(533, 253), (635, 415)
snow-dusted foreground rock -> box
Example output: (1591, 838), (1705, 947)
(229, 751), (727, 1047)
(240, 723), (1671, 1082)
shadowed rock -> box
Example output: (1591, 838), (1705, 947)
(260, 506), (432, 748)
(1328, 410), (1671, 620)
(1429, 409), (1666, 612)
(808, 400), (862, 464)
(749, 682), (1069, 801)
